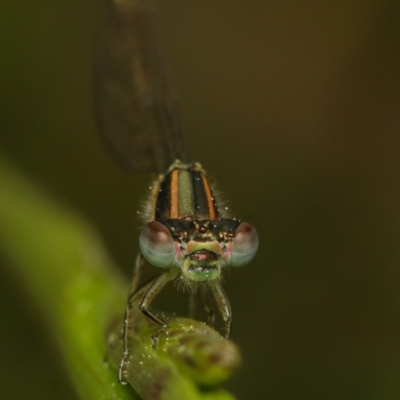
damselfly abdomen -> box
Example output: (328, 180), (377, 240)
(94, 0), (258, 384)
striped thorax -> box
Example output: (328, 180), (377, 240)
(139, 160), (258, 283)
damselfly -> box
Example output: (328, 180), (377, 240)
(94, 0), (258, 384)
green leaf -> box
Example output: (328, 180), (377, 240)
(0, 154), (240, 400)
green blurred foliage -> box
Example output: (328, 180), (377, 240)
(1, 0), (400, 399)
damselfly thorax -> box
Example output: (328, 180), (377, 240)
(141, 160), (257, 284)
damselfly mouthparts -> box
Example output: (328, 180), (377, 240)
(94, 0), (258, 384)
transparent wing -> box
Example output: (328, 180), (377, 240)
(94, 0), (187, 173)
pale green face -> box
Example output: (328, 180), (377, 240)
(139, 221), (259, 283)
(179, 240), (224, 282)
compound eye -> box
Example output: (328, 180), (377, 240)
(139, 221), (175, 268)
(230, 222), (259, 267)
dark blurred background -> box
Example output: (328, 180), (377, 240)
(1, 0), (400, 399)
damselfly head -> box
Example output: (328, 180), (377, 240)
(139, 219), (259, 281)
